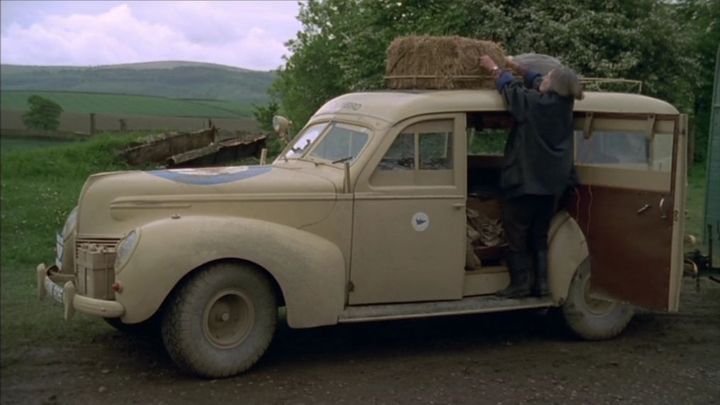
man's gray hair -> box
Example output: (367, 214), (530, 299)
(549, 67), (584, 100)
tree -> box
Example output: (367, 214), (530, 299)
(252, 98), (280, 132)
(678, 0), (720, 162)
(274, 0), (698, 131)
(22, 95), (64, 131)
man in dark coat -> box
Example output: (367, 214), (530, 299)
(480, 55), (584, 298)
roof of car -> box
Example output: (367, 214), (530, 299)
(312, 89), (679, 124)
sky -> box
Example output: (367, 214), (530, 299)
(0, 1), (304, 71)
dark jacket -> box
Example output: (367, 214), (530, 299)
(495, 71), (575, 197)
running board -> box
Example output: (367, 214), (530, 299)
(338, 295), (556, 323)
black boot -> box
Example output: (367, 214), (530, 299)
(497, 252), (532, 298)
(532, 250), (549, 297)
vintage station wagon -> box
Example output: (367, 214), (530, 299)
(38, 87), (687, 377)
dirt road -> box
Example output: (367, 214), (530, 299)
(2, 278), (718, 405)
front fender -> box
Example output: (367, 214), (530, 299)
(548, 211), (589, 303)
(115, 216), (346, 328)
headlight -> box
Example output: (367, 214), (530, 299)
(62, 206), (79, 237)
(114, 229), (140, 272)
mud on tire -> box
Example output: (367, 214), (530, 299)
(561, 259), (634, 340)
(161, 262), (277, 378)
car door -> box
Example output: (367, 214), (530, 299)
(349, 114), (467, 305)
(571, 112), (687, 311)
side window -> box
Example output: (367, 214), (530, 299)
(419, 132), (452, 169)
(575, 130), (672, 172)
(652, 133), (673, 172)
(467, 112), (513, 156)
(372, 119), (455, 186)
(379, 133), (415, 170)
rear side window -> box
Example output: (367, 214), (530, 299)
(467, 112), (513, 156)
(575, 130), (672, 172)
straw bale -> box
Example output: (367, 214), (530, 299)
(385, 36), (513, 90)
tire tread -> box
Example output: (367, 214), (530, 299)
(161, 263), (277, 378)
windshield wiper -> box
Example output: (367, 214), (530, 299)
(331, 156), (354, 164)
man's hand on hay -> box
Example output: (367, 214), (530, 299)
(480, 55), (499, 73)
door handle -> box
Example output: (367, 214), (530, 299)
(636, 204), (650, 215)
(659, 197), (668, 219)
(452, 203), (466, 210)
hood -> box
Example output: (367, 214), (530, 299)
(76, 165), (339, 237)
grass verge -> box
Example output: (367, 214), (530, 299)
(686, 162), (707, 244)
(0, 133), (145, 366)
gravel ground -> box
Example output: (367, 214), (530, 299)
(1, 278), (718, 405)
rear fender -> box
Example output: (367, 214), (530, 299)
(548, 211), (589, 303)
(115, 216), (346, 328)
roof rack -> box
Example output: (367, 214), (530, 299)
(384, 75), (643, 94)
(580, 78), (643, 93)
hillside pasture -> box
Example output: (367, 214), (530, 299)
(1, 90), (254, 118)
(183, 99), (256, 117)
(0, 63), (275, 103)
(0, 109), (259, 134)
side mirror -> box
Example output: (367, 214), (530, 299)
(272, 115), (291, 133)
(272, 115), (292, 145)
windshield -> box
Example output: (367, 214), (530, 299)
(284, 121), (371, 164)
(309, 123), (370, 163)
(285, 123), (329, 159)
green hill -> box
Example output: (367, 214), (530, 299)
(0, 61), (275, 104)
(0, 90), (253, 118)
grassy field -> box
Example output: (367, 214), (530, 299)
(0, 134), (147, 357)
(1, 90), (254, 118)
(687, 163), (708, 243)
(0, 136), (79, 152)
(183, 99), (256, 117)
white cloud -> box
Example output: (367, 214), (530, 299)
(0, 1), (303, 70)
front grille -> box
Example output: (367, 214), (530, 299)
(75, 238), (120, 256)
(75, 238), (120, 299)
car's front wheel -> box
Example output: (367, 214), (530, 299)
(161, 262), (277, 378)
(561, 259), (634, 340)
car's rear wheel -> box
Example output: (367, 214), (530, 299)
(161, 262), (277, 378)
(561, 259), (634, 340)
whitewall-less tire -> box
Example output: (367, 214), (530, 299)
(161, 262), (277, 378)
(561, 259), (634, 340)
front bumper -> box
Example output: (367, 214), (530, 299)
(36, 263), (124, 320)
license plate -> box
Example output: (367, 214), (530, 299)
(55, 233), (64, 269)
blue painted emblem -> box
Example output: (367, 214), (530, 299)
(148, 166), (271, 185)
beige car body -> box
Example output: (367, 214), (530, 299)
(39, 89), (687, 331)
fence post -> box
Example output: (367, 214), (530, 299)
(119, 119), (127, 133)
(90, 113), (96, 135)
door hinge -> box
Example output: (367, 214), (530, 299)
(347, 281), (355, 292)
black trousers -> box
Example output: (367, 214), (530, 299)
(502, 194), (555, 258)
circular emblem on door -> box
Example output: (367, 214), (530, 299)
(411, 212), (430, 232)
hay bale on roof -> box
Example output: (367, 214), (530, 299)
(385, 35), (512, 90)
